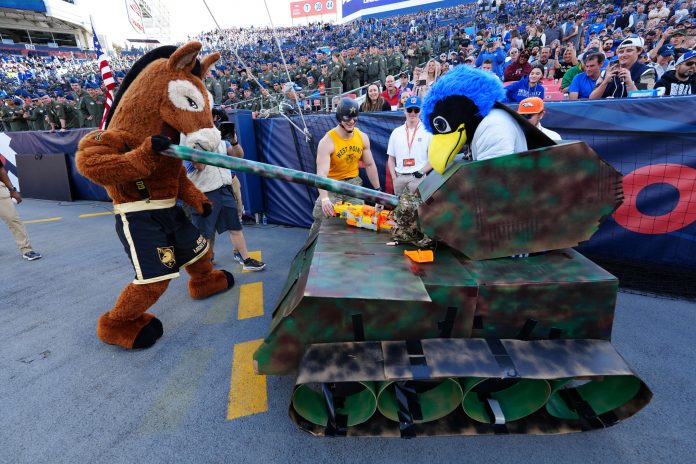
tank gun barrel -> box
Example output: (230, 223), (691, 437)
(162, 145), (400, 207)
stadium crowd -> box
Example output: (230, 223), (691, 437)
(1, 0), (694, 131)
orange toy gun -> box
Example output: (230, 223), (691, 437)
(333, 202), (395, 232)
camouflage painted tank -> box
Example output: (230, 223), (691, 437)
(165, 141), (651, 438)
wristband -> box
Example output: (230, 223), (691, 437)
(321, 197), (331, 203)
(375, 186), (383, 192)
(231, 142), (239, 146)
(9, 186), (17, 192)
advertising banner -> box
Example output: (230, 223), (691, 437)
(341, 0), (441, 19)
(125, 0), (145, 35)
(0, 0), (46, 12)
(290, 0), (336, 19)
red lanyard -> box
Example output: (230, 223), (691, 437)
(405, 122), (419, 155)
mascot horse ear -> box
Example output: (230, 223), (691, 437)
(198, 53), (221, 79)
(168, 41), (203, 72)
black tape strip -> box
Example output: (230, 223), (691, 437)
(134, 179), (150, 201)
(473, 315), (484, 330)
(558, 388), (604, 430)
(437, 307), (458, 338)
(478, 392), (509, 434)
(395, 381), (422, 439)
(351, 314), (365, 342)
(517, 318), (538, 340)
(322, 383), (347, 437)
(405, 340), (430, 380)
(548, 327), (563, 339)
(486, 339), (519, 378)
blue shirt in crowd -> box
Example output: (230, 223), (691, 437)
(475, 47), (507, 79)
(504, 76), (545, 103)
(568, 72), (599, 99)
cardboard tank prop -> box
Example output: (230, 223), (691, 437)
(164, 141), (651, 438)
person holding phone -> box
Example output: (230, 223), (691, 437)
(475, 37), (506, 80)
(183, 107), (266, 272)
(590, 37), (656, 99)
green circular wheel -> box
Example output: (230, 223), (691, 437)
(546, 375), (642, 420)
(461, 377), (551, 423)
(291, 382), (377, 427)
(377, 379), (463, 423)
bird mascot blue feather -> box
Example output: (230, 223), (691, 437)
(421, 65), (553, 173)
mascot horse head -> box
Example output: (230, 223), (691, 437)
(105, 41), (221, 151)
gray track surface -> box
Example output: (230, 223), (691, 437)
(1, 199), (694, 464)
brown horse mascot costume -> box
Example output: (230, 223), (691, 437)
(76, 42), (234, 350)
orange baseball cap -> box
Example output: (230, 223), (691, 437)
(517, 97), (545, 115)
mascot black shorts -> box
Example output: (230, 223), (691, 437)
(115, 204), (208, 284)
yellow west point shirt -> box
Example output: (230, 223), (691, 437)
(327, 127), (363, 180)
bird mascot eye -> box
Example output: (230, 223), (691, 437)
(187, 97), (198, 109)
(432, 116), (452, 133)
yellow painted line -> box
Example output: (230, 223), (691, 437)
(242, 251), (262, 273)
(227, 339), (267, 420)
(238, 282), (264, 320)
(23, 217), (62, 224)
(79, 211), (113, 218)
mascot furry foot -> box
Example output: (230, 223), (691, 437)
(77, 42), (234, 350)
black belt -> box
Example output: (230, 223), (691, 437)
(397, 172), (420, 177)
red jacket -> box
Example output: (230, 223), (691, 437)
(381, 88), (401, 107)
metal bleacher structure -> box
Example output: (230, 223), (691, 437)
(0, 0), (93, 57)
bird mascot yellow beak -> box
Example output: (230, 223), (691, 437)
(428, 123), (467, 174)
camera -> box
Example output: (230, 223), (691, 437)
(219, 121), (236, 141)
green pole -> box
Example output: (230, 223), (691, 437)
(162, 145), (400, 207)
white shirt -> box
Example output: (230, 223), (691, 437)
(387, 122), (432, 174)
(537, 123), (562, 141)
(471, 108), (527, 161)
(181, 135), (231, 193)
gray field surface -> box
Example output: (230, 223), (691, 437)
(1, 199), (694, 464)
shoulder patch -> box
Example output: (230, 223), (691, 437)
(93, 131), (105, 141)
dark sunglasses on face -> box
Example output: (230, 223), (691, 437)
(406, 107), (420, 113)
(341, 116), (358, 122)
(683, 61), (696, 67)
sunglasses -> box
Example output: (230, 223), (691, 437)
(406, 107), (420, 114)
(341, 116), (358, 122)
(683, 61), (696, 67)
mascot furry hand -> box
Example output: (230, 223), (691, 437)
(76, 42), (234, 350)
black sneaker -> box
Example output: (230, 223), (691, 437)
(23, 251), (42, 261)
(243, 257), (266, 271)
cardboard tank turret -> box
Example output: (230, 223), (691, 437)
(165, 141), (651, 438)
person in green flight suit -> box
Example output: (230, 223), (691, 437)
(204, 70), (223, 105)
(69, 78), (88, 127)
(387, 44), (405, 76)
(329, 52), (345, 96)
(27, 95), (48, 131)
(62, 95), (81, 129)
(7, 98), (29, 132)
(218, 66), (232, 93)
(238, 86), (259, 112)
(344, 47), (365, 92)
(80, 85), (103, 128)
(366, 46), (384, 86)
(376, 47), (387, 86)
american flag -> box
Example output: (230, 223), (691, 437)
(92, 26), (116, 129)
